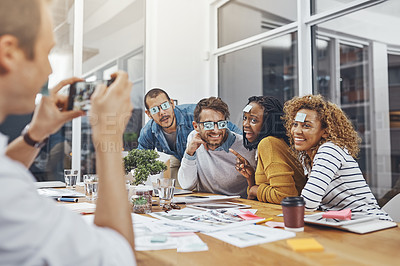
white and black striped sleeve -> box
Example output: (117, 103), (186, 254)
(301, 144), (342, 211)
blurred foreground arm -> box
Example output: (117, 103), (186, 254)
(90, 71), (135, 251)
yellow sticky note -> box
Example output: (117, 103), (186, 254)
(286, 238), (324, 252)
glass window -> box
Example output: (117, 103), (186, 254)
(311, 0), (360, 15)
(218, 0), (297, 47)
(388, 54), (400, 204)
(312, 0), (400, 201)
(80, 0), (145, 176)
(219, 33), (298, 126)
(102, 64), (118, 80)
(124, 52), (145, 151)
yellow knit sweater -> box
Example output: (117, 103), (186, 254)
(254, 136), (306, 204)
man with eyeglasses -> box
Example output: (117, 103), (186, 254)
(138, 89), (241, 181)
(178, 97), (256, 198)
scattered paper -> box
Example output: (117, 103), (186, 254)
(37, 188), (85, 198)
(34, 181), (65, 188)
(131, 213), (158, 224)
(172, 195), (240, 204)
(177, 233), (208, 252)
(60, 202), (96, 214)
(150, 208), (203, 222)
(135, 234), (178, 251)
(187, 202), (251, 210)
(176, 209), (264, 232)
(237, 210), (263, 220)
(144, 220), (198, 234)
(205, 225), (295, 248)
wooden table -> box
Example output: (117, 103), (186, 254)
(136, 195), (400, 266)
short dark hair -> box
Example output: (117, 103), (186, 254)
(144, 88), (171, 109)
(0, 0), (43, 60)
(243, 96), (288, 150)
(194, 97), (230, 122)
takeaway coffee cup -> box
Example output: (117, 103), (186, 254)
(281, 196), (305, 232)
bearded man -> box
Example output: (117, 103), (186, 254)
(178, 97), (255, 198)
(138, 89), (241, 183)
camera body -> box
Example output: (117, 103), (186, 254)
(67, 79), (114, 111)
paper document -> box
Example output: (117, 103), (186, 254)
(60, 202), (96, 214)
(154, 188), (193, 196)
(153, 209), (263, 233)
(135, 232), (208, 252)
(34, 181), (66, 188)
(187, 202), (251, 210)
(37, 188), (85, 198)
(177, 234), (208, 252)
(172, 195), (240, 204)
(205, 224), (295, 248)
(150, 208), (204, 222)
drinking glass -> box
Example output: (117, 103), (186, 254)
(131, 185), (152, 214)
(157, 178), (175, 208)
(64, 169), (78, 189)
(83, 174), (99, 201)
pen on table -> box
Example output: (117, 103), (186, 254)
(56, 198), (78, 203)
(255, 217), (273, 225)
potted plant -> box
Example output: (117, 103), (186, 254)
(123, 149), (167, 214)
(123, 149), (167, 186)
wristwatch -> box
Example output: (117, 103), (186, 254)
(21, 124), (48, 149)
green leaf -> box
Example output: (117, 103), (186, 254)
(123, 149), (167, 185)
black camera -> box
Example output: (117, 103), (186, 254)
(67, 79), (114, 111)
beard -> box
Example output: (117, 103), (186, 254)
(198, 129), (228, 149)
(160, 114), (175, 129)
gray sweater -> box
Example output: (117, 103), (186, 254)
(178, 130), (256, 198)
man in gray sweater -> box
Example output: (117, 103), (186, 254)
(178, 97), (256, 198)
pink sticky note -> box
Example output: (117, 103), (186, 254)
(237, 210), (263, 220)
(322, 209), (351, 220)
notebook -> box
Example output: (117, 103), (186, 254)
(153, 188), (193, 196)
(339, 219), (398, 234)
(304, 213), (398, 234)
(34, 181), (66, 188)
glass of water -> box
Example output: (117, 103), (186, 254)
(64, 169), (78, 189)
(157, 178), (175, 209)
(83, 174), (99, 201)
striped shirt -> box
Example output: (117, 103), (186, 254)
(301, 142), (392, 221)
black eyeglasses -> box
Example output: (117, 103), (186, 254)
(149, 101), (171, 115)
(198, 120), (228, 130)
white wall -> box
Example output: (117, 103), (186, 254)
(83, 19), (144, 73)
(145, 0), (210, 105)
(82, 0), (144, 74)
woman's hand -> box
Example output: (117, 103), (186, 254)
(229, 148), (255, 181)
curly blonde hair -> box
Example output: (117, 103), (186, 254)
(283, 94), (361, 171)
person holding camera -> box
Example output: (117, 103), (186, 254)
(0, 0), (136, 265)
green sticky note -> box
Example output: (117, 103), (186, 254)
(151, 235), (167, 243)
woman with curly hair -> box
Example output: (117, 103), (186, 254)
(230, 96), (306, 204)
(283, 94), (391, 220)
